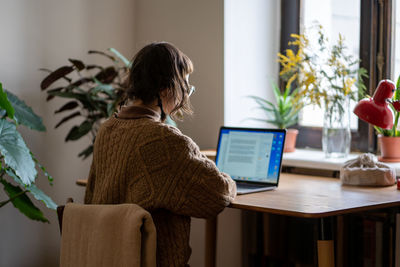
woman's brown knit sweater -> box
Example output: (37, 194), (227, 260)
(84, 106), (237, 267)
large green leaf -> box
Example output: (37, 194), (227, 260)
(55, 111), (81, 128)
(0, 120), (36, 185)
(0, 83), (14, 119)
(54, 101), (79, 114)
(27, 184), (57, 210)
(108, 48), (131, 67)
(5, 90), (46, 131)
(65, 120), (92, 141)
(0, 179), (48, 222)
(68, 59), (85, 71)
(6, 169), (57, 210)
(40, 66), (74, 90)
(39, 68), (72, 83)
(86, 64), (104, 71)
(95, 67), (118, 84)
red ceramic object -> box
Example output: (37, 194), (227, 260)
(353, 80), (395, 129)
(284, 129), (298, 153)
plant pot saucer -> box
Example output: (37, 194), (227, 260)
(377, 156), (400, 162)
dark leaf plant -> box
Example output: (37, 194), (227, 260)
(375, 75), (400, 137)
(41, 48), (177, 160)
(40, 48), (130, 159)
(0, 82), (56, 222)
(249, 83), (301, 129)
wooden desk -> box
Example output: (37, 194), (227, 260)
(76, 171), (400, 267)
(232, 173), (400, 217)
(223, 173), (400, 267)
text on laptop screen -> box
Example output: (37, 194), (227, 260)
(216, 129), (284, 183)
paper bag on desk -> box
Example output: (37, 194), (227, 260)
(340, 153), (396, 186)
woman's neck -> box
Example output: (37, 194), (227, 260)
(127, 99), (162, 115)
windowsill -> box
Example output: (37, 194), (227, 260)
(283, 149), (400, 176)
(201, 148), (400, 176)
(282, 149), (360, 171)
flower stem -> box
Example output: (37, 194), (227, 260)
(393, 112), (400, 136)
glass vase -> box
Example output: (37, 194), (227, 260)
(322, 98), (351, 158)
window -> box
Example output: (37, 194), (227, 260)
(393, 1), (400, 79)
(299, 0), (360, 130)
(281, 0), (393, 152)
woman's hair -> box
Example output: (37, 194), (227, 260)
(126, 42), (194, 120)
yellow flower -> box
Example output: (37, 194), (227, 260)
(278, 48), (301, 76)
(286, 73), (298, 89)
(344, 78), (356, 96)
(277, 24), (366, 110)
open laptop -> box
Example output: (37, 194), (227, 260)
(215, 127), (286, 195)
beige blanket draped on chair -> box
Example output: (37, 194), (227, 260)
(60, 203), (156, 267)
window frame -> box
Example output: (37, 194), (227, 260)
(280, 0), (393, 153)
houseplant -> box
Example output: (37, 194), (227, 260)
(250, 82), (301, 152)
(40, 48), (178, 160)
(40, 48), (129, 159)
(0, 82), (56, 222)
(374, 77), (400, 162)
(278, 25), (368, 157)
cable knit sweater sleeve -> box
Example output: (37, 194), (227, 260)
(145, 126), (237, 219)
(84, 160), (96, 204)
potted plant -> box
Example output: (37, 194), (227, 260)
(40, 48), (129, 159)
(40, 48), (177, 160)
(0, 82), (56, 222)
(250, 82), (301, 152)
(374, 76), (400, 162)
(278, 25), (368, 158)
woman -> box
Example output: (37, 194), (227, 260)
(84, 42), (237, 267)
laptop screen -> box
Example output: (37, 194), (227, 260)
(215, 127), (286, 184)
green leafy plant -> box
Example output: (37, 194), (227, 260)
(40, 48), (130, 159)
(375, 75), (400, 137)
(0, 82), (56, 222)
(249, 82), (301, 129)
(41, 48), (177, 160)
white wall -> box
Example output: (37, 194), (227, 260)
(134, 0), (225, 149)
(0, 0), (232, 266)
(0, 1), (135, 266)
(0, 1), (281, 266)
(225, 0), (281, 128)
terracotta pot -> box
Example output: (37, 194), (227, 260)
(378, 135), (400, 162)
(284, 129), (299, 153)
